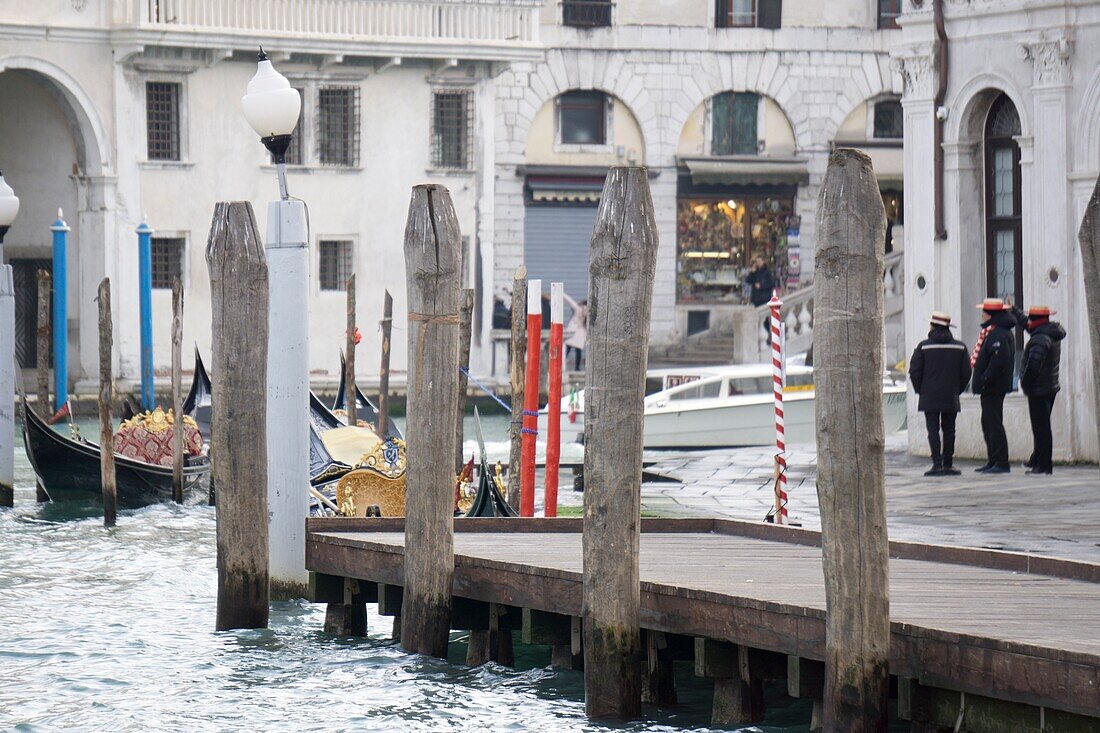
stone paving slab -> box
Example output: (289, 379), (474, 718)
(557, 432), (1100, 563)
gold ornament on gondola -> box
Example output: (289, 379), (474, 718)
(334, 437), (408, 517)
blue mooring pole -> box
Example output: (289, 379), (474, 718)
(136, 219), (154, 411)
(50, 210), (70, 411)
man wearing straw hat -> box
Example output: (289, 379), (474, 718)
(909, 311), (972, 476)
(1020, 306), (1066, 475)
(970, 297), (1020, 474)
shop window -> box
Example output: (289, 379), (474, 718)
(877, 0), (902, 29)
(559, 91), (607, 145)
(715, 0), (781, 29)
(873, 99), (903, 139)
(984, 93), (1022, 307)
(562, 0), (612, 27)
(150, 238), (184, 289)
(431, 90), (473, 170)
(711, 92), (759, 156)
(319, 240), (354, 291)
(146, 82), (181, 161)
(676, 196), (794, 304)
(317, 86), (360, 167)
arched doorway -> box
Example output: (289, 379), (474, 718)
(984, 93), (1023, 306)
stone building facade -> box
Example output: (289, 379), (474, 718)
(897, 0), (1100, 461)
(486, 0), (905, 372)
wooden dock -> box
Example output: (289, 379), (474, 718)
(306, 517), (1100, 731)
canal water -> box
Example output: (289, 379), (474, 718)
(0, 416), (824, 731)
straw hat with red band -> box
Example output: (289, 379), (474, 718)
(975, 297), (1010, 312)
(1026, 306), (1056, 319)
(929, 311), (956, 328)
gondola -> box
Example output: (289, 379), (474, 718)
(461, 407), (517, 518)
(309, 391), (352, 488)
(22, 397), (210, 507)
(333, 352), (402, 440)
(182, 348), (212, 440)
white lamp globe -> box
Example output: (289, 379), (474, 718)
(0, 172), (20, 228)
(241, 48), (301, 138)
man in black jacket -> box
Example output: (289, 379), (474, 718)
(909, 311), (972, 476)
(970, 298), (1019, 474)
(1020, 306), (1065, 475)
(744, 256), (776, 307)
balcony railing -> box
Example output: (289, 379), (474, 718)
(561, 0), (612, 28)
(115, 0), (540, 46)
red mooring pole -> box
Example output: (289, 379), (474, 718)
(769, 290), (788, 524)
(520, 278), (542, 517)
(545, 282), (564, 517)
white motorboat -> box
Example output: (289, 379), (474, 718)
(540, 364), (907, 449)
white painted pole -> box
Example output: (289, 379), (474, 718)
(0, 265), (14, 507)
(265, 197), (310, 598)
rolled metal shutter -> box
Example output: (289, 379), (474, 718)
(523, 204), (599, 308)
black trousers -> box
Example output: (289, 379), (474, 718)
(567, 346), (583, 371)
(1027, 394), (1056, 472)
(923, 411), (958, 466)
(979, 392), (1009, 467)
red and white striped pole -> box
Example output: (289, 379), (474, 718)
(544, 283), (564, 517)
(769, 290), (788, 524)
(520, 278), (542, 517)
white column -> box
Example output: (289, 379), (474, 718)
(0, 264), (14, 505)
(265, 198), (310, 598)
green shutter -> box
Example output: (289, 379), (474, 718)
(732, 92), (759, 155)
(711, 92), (734, 155)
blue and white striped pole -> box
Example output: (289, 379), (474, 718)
(136, 218), (155, 411)
(50, 209), (70, 411)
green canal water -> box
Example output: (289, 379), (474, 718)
(2, 416), (826, 731)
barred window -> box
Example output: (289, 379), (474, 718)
(559, 90), (607, 145)
(715, 0), (780, 28)
(146, 82), (181, 161)
(150, 237), (184, 289)
(873, 99), (903, 139)
(317, 87), (360, 167)
(878, 0), (902, 29)
(432, 90), (473, 169)
(319, 240), (354, 291)
(562, 0), (612, 28)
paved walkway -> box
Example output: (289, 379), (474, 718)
(558, 432), (1100, 563)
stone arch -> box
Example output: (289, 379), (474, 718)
(946, 72), (1032, 144)
(510, 50), (654, 169)
(674, 90), (797, 158)
(1077, 66), (1100, 175)
(525, 89), (646, 166)
(0, 55), (109, 176)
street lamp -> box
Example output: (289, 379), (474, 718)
(242, 48), (301, 200)
(0, 171), (20, 257)
(243, 48), (311, 595)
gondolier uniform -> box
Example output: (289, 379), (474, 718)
(909, 312), (972, 476)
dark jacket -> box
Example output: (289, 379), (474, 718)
(745, 265), (775, 307)
(971, 310), (1018, 395)
(1021, 321), (1065, 397)
(909, 326), (972, 413)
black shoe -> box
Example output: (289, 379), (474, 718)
(1026, 467), (1053, 476)
(975, 463), (994, 473)
(1024, 457), (1036, 469)
(985, 464), (1011, 474)
(942, 467), (961, 476)
(924, 466), (945, 477)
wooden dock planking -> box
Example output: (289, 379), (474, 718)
(305, 518), (1100, 720)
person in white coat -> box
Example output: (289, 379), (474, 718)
(564, 296), (587, 371)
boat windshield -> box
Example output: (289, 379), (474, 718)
(727, 376), (771, 396)
(668, 379), (722, 401)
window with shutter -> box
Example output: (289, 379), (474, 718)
(711, 92), (759, 156)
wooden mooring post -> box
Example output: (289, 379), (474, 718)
(171, 278), (184, 504)
(401, 184), (461, 657)
(377, 289), (393, 438)
(97, 278), (116, 527)
(582, 166), (659, 718)
(36, 269), (51, 416)
(506, 266), (527, 511)
(345, 274), (357, 427)
(456, 287), (474, 472)
(207, 201), (270, 631)
(814, 148), (889, 731)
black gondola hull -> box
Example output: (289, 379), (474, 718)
(22, 400), (209, 507)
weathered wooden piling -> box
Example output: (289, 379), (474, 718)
(0, 265), (12, 508)
(582, 166), (659, 718)
(207, 201), (270, 631)
(1078, 175), (1100, 456)
(377, 289), (393, 438)
(345, 274), (357, 427)
(506, 266), (527, 511)
(401, 184), (461, 658)
(456, 288), (474, 472)
(36, 269), (51, 416)
(171, 278), (184, 504)
(97, 278), (116, 527)
(813, 148), (889, 731)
